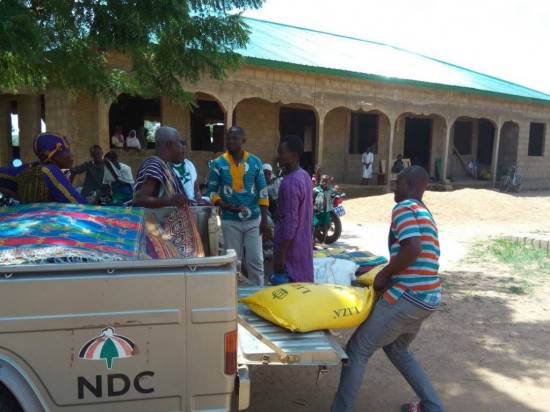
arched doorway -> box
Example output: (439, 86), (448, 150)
(279, 106), (317, 173)
(403, 116), (432, 170)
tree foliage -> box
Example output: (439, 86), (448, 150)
(0, 0), (264, 105)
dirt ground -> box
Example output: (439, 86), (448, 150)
(245, 188), (550, 412)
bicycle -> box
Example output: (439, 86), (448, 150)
(499, 166), (522, 193)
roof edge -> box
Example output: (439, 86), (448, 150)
(243, 56), (550, 106)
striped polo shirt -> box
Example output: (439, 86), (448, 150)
(208, 151), (269, 221)
(383, 199), (441, 307)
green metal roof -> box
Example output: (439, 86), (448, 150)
(237, 18), (550, 103)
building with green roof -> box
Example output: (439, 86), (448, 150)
(1, 17), (549, 190)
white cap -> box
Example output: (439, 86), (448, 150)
(262, 163), (273, 172)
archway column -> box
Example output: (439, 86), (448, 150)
(441, 120), (452, 184)
(385, 115), (397, 191)
(98, 99), (110, 150)
(315, 113), (326, 168)
(491, 117), (503, 186)
(223, 100), (235, 128)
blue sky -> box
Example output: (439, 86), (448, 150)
(242, 0), (550, 94)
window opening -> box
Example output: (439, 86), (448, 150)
(190, 100), (225, 152)
(528, 122), (545, 156)
(109, 94), (161, 149)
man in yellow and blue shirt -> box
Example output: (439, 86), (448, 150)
(207, 126), (271, 285)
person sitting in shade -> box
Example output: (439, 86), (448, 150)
(126, 129), (141, 150)
(70, 145), (109, 204)
(103, 150), (134, 205)
(392, 154), (405, 174)
(0, 132), (87, 204)
(111, 126), (124, 148)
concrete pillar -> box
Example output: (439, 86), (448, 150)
(385, 115), (396, 191)
(225, 100), (234, 128)
(315, 114), (325, 168)
(97, 99), (110, 150)
(44, 89), (73, 139)
(491, 118), (502, 186)
(17, 95), (42, 163)
(441, 119), (452, 183)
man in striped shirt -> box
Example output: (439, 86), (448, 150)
(332, 166), (445, 412)
(207, 126), (271, 286)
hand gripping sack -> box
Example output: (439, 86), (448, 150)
(239, 283), (376, 332)
(356, 264), (386, 286)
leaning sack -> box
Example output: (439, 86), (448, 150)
(239, 283), (376, 332)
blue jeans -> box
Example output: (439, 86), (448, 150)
(331, 295), (445, 412)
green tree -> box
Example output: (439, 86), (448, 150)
(0, 0), (264, 105)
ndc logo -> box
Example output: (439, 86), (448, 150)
(77, 327), (154, 399)
(79, 327), (135, 369)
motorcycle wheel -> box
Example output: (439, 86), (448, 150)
(315, 212), (342, 244)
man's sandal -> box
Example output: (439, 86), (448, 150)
(400, 401), (422, 412)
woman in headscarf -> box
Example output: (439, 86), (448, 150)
(0, 132), (87, 204)
(125, 129), (141, 150)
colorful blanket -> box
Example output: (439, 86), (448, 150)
(313, 247), (388, 273)
(0, 203), (145, 265)
(145, 205), (204, 259)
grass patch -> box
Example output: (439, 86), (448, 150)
(487, 238), (550, 272)
(471, 238), (550, 294)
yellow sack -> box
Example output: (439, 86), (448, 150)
(239, 283), (376, 332)
(356, 264), (386, 286)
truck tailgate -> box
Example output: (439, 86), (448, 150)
(237, 287), (348, 366)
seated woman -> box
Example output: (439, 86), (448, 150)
(126, 129), (141, 150)
(0, 133), (87, 204)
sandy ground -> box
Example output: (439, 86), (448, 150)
(244, 188), (550, 412)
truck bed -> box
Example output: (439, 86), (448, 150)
(237, 287), (348, 366)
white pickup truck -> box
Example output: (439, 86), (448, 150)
(0, 205), (346, 411)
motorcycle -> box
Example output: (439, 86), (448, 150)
(314, 190), (345, 244)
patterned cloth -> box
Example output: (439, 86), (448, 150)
(145, 206), (204, 259)
(384, 199), (441, 306)
(313, 247), (388, 273)
(0, 203), (144, 265)
(207, 151), (268, 221)
(0, 163), (87, 204)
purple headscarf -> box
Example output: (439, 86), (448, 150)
(33, 133), (71, 164)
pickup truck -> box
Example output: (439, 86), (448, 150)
(0, 204), (346, 411)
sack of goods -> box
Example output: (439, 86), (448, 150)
(239, 283), (376, 332)
(356, 264), (386, 286)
